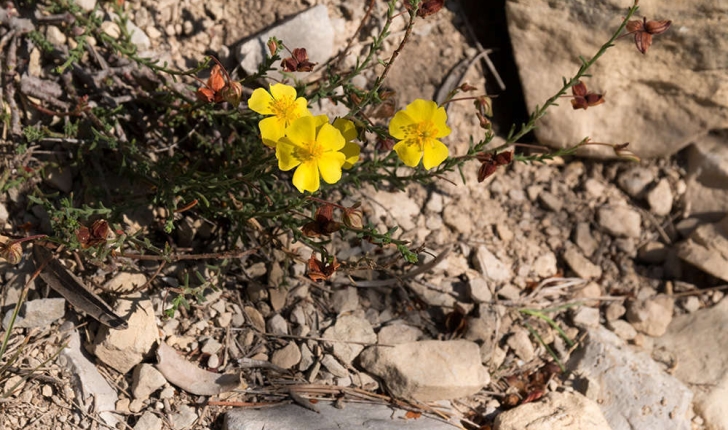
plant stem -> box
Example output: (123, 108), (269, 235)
(493, 1), (641, 152)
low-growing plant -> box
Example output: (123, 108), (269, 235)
(0, 0), (670, 321)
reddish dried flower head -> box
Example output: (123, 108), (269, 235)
(77, 219), (111, 248)
(404, 0), (445, 18)
(307, 254), (340, 282)
(570, 81), (605, 110)
(375, 137), (396, 152)
(196, 64), (227, 103)
(301, 204), (341, 238)
(281, 48), (317, 73)
(476, 150), (513, 182)
(475, 96), (493, 117)
(90, 219), (110, 240)
(459, 83), (477, 92)
(626, 17), (672, 54)
(476, 112), (492, 130)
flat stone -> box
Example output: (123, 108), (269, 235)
(129, 399), (144, 413)
(677, 216), (728, 282)
(568, 326), (692, 430)
(371, 189), (422, 232)
(467, 277), (492, 303)
(266, 313), (288, 335)
(270, 342), (301, 370)
(563, 243), (602, 279)
(625, 294), (674, 337)
(0, 203), (8, 224)
(647, 178), (673, 216)
(538, 191), (563, 212)
(495, 391), (611, 430)
(323, 315), (376, 365)
(654, 299), (728, 430)
(103, 272), (148, 293)
(608, 319), (637, 341)
(331, 287), (359, 314)
(443, 204), (474, 235)
(2, 297), (65, 329)
(617, 167), (655, 198)
(133, 411), (162, 430)
(472, 245), (512, 283)
(506, 328), (535, 361)
(236, 5), (334, 81)
(506, 0), (728, 159)
(598, 205), (642, 238)
(532, 252), (558, 278)
(573, 282), (602, 307)
(359, 340), (489, 402)
(201, 338), (222, 355)
(496, 284), (521, 301)
(685, 134), (728, 219)
(574, 222), (598, 257)
(131, 363), (166, 401)
(91, 293), (158, 374)
(59, 326), (120, 427)
(320, 354), (348, 378)
(244, 306), (265, 332)
(170, 404), (197, 429)
(223, 402), (456, 430)
(73, 0), (97, 12)
(572, 307), (600, 329)
(604, 302), (626, 322)
(377, 324), (423, 345)
(46, 25), (66, 45)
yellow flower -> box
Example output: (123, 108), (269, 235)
(276, 115), (346, 193)
(333, 118), (360, 169)
(389, 99), (451, 169)
(248, 83), (311, 147)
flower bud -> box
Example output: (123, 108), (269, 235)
(343, 208), (364, 230)
(267, 38), (279, 56)
(1, 242), (22, 265)
(221, 81), (243, 106)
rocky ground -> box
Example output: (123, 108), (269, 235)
(2, 0), (728, 430)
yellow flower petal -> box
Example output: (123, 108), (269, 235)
(292, 160), (320, 193)
(388, 110), (415, 140)
(393, 140), (423, 167)
(248, 88), (275, 115)
(318, 152), (345, 184)
(422, 139), (449, 170)
(294, 98), (313, 119)
(286, 116), (317, 146)
(259, 116), (286, 147)
(432, 106), (451, 138)
(269, 83), (297, 101)
(341, 141), (360, 169)
(276, 139), (301, 171)
(404, 99), (438, 123)
(317, 123), (345, 152)
(333, 118), (357, 141)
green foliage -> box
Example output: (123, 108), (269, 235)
(3, 0), (645, 316)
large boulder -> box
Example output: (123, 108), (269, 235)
(506, 0), (728, 158)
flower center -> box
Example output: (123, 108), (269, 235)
(270, 96), (299, 124)
(403, 121), (438, 148)
(297, 140), (324, 162)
